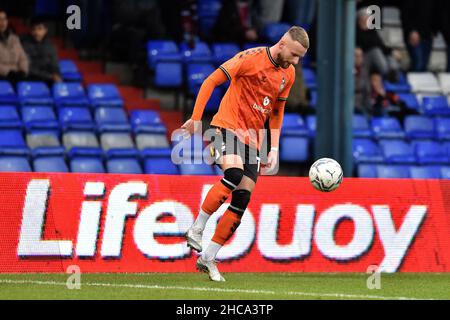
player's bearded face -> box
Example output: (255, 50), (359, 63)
(277, 52), (292, 69)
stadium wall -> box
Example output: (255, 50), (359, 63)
(0, 173), (449, 273)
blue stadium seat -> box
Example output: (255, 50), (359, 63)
(435, 118), (450, 140)
(17, 82), (53, 105)
(0, 106), (21, 129)
(353, 139), (384, 163)
(180, 41), (212, 63)
(130, 110), (166, 134)
(397, 93), (420, 110)
(282, 114), (309, 136)
(445, 142), (450, 158)
(264, 23), (290, 44)
(353, 114), (373, 138)
(140, 147), (172, 159)
(415, 141), (449, 164)
(383, 73), (411, 93)
(59, 60), (82, 82)
(95, 107), (131, 133)
(440, 166), (450, 179)
(154, 62), (183, 88)
(303, 68), (316, 90)
(280, 114), (309, 162)
(409, 166), (441, 179)
(280, 136), (309, 162)
(70, 157), (105, 173)
(26, 131), (64, 158)
(22, 106), (59, 132)
(0, 81), (18, 105)
(404, 115), (434, 140)
(100, 132), (138, 159)
(53, 82), (89, 107)
(371, 117), (405, 139)
(421, 95), (450, 116)
(186, 63), (222, 111)
(147, 40), (182, 70)
(0, 156), (31, 172)
(0, 130), (29, 155)
(63, 131), (103, 159)
(33, 156), (69, 172)
(178, 162), (215, 175)
(186, 63), (216, 94)
(376, 165), (410, 178)
(171, 132), (205, 160)
(305, 115), (316, 137)
(379, 139), (416, 164)
(87, 84), (123, 108)
(211, 43), (240, 66)
(106, 158), (143, 174)
(59, 107), (95, 131)
(357, 164), (377, 178)
(144, 157), (179, 174)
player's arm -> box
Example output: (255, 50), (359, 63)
(181, 69), (228, 134)
(269, 100), (285, 150)
(266, 68), (295, 171)
(266, 101), (285, 170)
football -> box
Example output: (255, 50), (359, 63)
(309, 158), (343, 192)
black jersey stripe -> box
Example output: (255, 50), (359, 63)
(219, 66), (231, 80)
(266, 47), (280, 68)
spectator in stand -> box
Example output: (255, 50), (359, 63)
(400, 0), (434, 72)
(354, 47), (372, 115)
(433, 0), (450, 72)
(257, 0), (285, 29)
(212, 0), (259, 46)
(356, 8), (402, 82)
(21, 17), (61, 85)
(354, 47), (406, 118)
(0, 8), (28, 85)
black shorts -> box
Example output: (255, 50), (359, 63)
(209, 127), (260, 183)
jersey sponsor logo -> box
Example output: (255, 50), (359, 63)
(252, 103), (271, 114)
(263, 96), (270, 107)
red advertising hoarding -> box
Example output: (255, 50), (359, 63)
(0, 172), (449, 273)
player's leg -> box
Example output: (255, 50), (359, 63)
(186, 154), (244, 252)
(197, 175), (255, 282)
(204, 175), (255, 258)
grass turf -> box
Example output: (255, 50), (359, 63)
(0, 273), (449, 300)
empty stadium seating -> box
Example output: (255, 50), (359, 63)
(353, 139), (384, 163)
(59, 60), (82, 82)
(0, 24), (449, 181)
(88, 84), (124, 108)
(17, 82), (53, 105)
(0, 106), (21, 129)
(0, 81), (18, 105)
(53, 82), (89, 107)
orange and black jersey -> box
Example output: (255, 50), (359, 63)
(211, 47), (295, 149)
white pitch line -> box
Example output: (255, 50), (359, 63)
(0, 279), (432, 300)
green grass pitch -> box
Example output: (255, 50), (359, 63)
(0, 273), (449, 300)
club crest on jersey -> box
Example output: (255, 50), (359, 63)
(263, 96), (270, 106)
(279, 77), (286, 93)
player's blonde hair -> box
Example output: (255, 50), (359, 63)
(286, 26), (309, 49)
